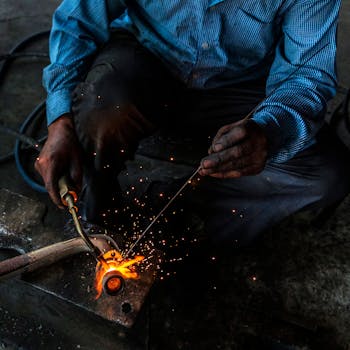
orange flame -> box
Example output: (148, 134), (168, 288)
(95, 249), (144, 299)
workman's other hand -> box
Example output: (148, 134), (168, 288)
(200, 119), (268, 178)
(35, 114), (82, 208)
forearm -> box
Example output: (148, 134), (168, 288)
(252, 0), (340, 163)
(43, 0), (126, 125)
(253, 76), (331, 162)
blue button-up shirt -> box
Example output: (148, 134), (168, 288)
(43, 0), (340, 162)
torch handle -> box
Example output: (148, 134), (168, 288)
(58, 176), (103, 263)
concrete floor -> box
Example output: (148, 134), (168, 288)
(338, 1), (350, 87)
(1, 1), (350, 350)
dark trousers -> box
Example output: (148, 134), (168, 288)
(71, 30), (350, 246)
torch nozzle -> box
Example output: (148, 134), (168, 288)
(58, 176), (105, 263)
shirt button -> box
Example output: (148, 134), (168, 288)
(201, 42), (210, 50)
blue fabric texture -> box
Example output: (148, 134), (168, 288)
(43, 0), (341, 162)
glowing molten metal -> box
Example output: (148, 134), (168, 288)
(95, 249), (144, 299)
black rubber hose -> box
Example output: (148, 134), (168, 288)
(0, 30), (50, 192)
(0, 52), (49, 61)
(14, 101), (47, 193)
(0, 30), (50, 83)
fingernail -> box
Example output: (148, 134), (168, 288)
(213, 144), (223, 152)
(202, 160), (211, 168)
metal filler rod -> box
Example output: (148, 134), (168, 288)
(124, 166), (202, 258)
(124, 42), (330, 258)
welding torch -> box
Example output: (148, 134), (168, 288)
(0, 124), (109, 266)
(58, 176), (108, 267)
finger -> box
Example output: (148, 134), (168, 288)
(34, 156), (42, 174)
(46, 172), (64, 209)
(209, 125), (233, 154)
(35, 156), (64, 208)
(212, 124), (233, 144)
(200, 154), (252, 176)
(209, 170), (242, 179)
(212, 125), (247, 152)
(201, 146), (267, 175)
(202, 141), (254, 169)
(209, 164), (264, 179)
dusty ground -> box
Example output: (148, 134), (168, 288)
(1, 1), (350, 349)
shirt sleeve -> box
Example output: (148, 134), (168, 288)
(43, 0), (125, 125)
(252, 0), (341, 163)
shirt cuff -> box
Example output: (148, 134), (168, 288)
(46, 89), (73, 126)
(252, 111), (289, 163)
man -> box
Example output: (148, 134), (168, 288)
(35, 0), (350, 246)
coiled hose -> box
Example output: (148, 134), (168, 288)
(0, 31), (49, 192)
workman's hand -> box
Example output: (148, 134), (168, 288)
(35, 114), (82, 208)
(200, 119), (268, 178)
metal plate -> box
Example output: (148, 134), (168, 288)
(0, 188), (158, 328)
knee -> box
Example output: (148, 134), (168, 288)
(71, 61), (129, 134)
(71, 73), (122, 132)
(323, 169), (350, 206)
(307, 156), (350, 210)
(71, 80), (154, 155)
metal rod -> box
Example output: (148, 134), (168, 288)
(124, 44), (330, 258)
(124, 166), (202, 257)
